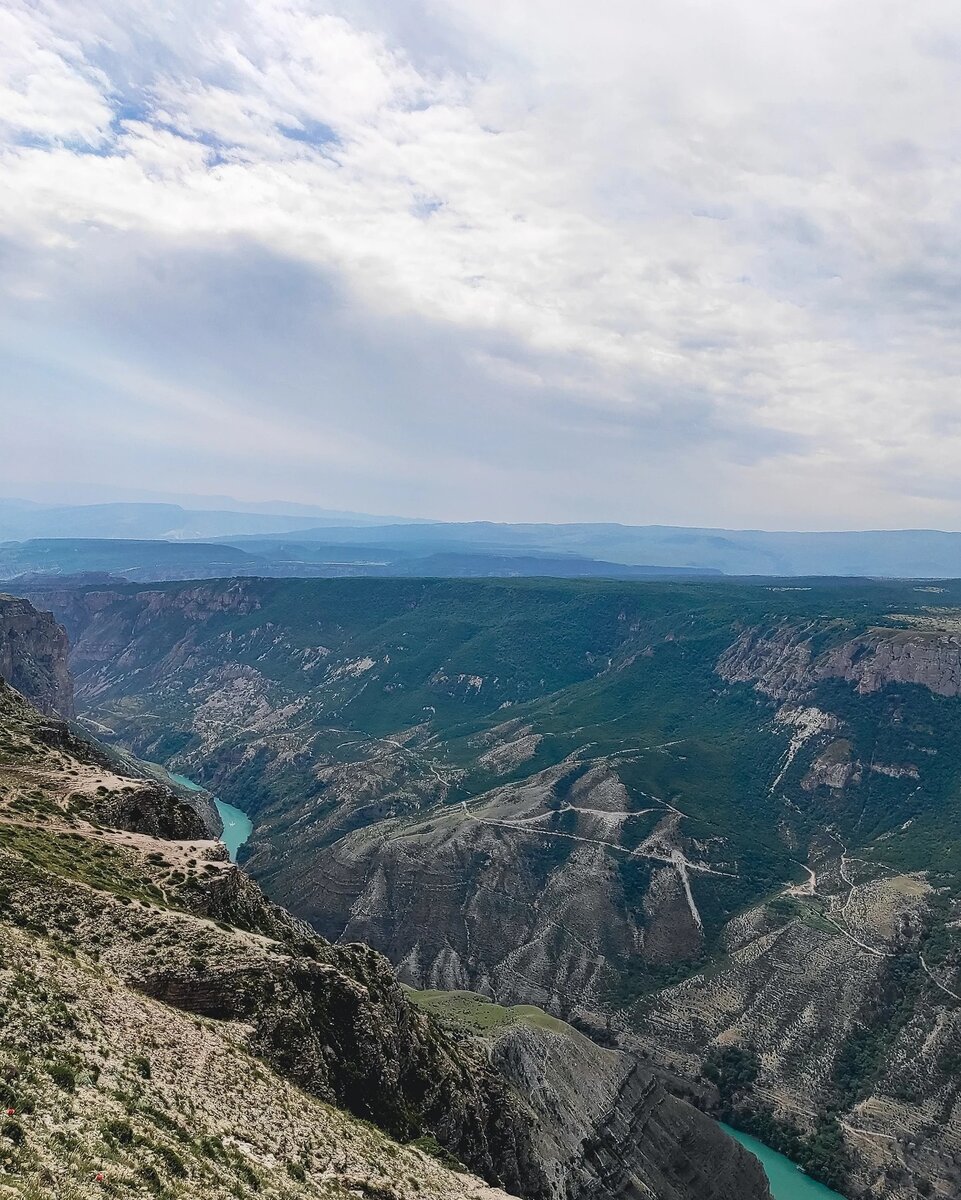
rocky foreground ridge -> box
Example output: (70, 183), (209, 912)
(0, 594), (770, 1200)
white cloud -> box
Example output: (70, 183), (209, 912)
(0, 3), (113, 143)
(1, 0), (961, 526)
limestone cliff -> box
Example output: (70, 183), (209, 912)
(0, 591), (74, 717)
(718, 619), (961, 699)
(488, 1021), (766, 1200)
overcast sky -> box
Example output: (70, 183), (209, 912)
(1, 0), (960, 528)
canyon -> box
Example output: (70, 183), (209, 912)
(11, 574), (961, 1197)
(0, 590), (770, 1200)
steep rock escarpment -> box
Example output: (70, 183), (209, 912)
(718, 620), (961, 699)
(0, 732), (770, 1200)
(0, 841), (543, 1196)
(710, 616), (961, 1198)
(489, 1022), (766, 1200)
(0, 591), (74, 716)
(247, 759), (708, 1018)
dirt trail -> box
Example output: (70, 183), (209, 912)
(920, 954), (961, 1002)
(671, 848), (704, 931)
(461, 807), (735, 879)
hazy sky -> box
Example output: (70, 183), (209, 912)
(1, 0), (960, 528)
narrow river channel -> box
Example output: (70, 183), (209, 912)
(168, 772), (253, 863)
(721, 1125), (847, 1200)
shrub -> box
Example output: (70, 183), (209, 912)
(45, 1063), (77, 1093)
(132, 1055), (152, 1079)
(101, 1118), (135, 1146)
(154, 1144), (187, 1177)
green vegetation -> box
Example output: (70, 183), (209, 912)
(407, 989), (574, 1036)
(831, 950), (927, 1109)
(407, 1135), (468, 1173)
(0, 824), (166, 907)
(706, 1047), (849, 1190)
(52, 574), (961, 1017)
(702, 1045), (760, 1104)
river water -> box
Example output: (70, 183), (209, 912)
(721, 1124), (847, 1200)
(168, 772), (253, 863)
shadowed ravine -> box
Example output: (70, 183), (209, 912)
(169, 771), (253, 862)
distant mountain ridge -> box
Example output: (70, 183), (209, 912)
(250, 521), (961, 577)
(0, 538), (722, 584)
(5, 497), (961, 576)
(0, 499), (421, 542)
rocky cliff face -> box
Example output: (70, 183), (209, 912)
(719, 620), (961, 699)
(255, 757), (706, 1020)
(0, 592), (74, 716)
(0, 590), (220, 834)
(489, 1022), (766, 1200)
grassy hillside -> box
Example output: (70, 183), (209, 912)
(408, 991), (574, 1037)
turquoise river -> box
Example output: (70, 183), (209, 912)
(168, 772), (253, 863)
(721, 1125), (847, 1200)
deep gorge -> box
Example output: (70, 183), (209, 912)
(14, 574), (961, 1199)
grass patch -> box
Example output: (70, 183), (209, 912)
(407, 989), (573, 1036)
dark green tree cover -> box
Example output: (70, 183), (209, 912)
(704, 1046), (850, 1190)
(702, 1045), (760, 1103)
(831, 951), (927, 1111)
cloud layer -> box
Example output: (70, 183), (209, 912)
(1, 0), (960, 526)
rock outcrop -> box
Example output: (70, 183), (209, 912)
(490, 1022), (767, 1200)
(0, 591), (74, 716)
(719, 620), (961, 699)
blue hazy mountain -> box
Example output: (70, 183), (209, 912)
(0, 499), (421, 542)
(5, 497), (961, 576)
(234, 522), (961, 578)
